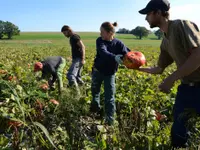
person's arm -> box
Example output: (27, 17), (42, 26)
(48, 66), (57, 87)
(167, 47), (200, 82)
(169, 20), (200, 82)
(96, 38), (116, 61)
(159, 47), (200, 93)
(57, 75), (63, 94)
(138, 38), (173, 74)
(138, 66), (164, 74)
(158, 21), (200, 93)
(120, 42), (131, 55)
(77, 40), (85, 64)
(40, 71), (45, 80)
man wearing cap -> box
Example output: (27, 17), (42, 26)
(138, 0), (200, 148)
(34, 56), (66, 94)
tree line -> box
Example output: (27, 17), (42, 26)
(0, 21), (164, 40)
(116, 26), (164, 40)
(0, 20), (20, 39)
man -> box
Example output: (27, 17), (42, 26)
(34, 56), (66, 94)
(138, 0), (200, 148)
(61, 25), (85, 92)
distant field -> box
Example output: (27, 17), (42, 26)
(0, 32), (162, 48)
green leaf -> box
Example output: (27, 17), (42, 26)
(33, 121), (57, 149)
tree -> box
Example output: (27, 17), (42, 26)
(154, 29), (163, 40)
(0, 21), (4, 39)
(3, 21), (20, 39)
(130, 26), (149, 39)
(116, 28), (130, 34)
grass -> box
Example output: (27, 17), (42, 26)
(1, 32), (162, 48)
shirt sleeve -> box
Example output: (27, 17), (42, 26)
(119, 41), (131, 55)
(49, 65), (57, 84)
(96, 38), (115, 60)
(157, 38), (174, 69)
(176, 20), (200, 53)
(72, 34), (80, 43)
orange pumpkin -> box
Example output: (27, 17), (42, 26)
(155, 111), (167, 121)
(7, 76), (17, 81)
(0, 70), (7, 74)
(8, 121), (22, 127)
(50, 99), (59, 105)
(39, 83), (49, 91)
(123, 51), (146, 69)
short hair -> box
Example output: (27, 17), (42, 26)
(61, 25), (72, 32)
(153, 10), (170, 19)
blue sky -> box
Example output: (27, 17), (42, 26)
(1, 0), (200, 32)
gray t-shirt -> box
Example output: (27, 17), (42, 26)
(41, 56), (62, 83)
(158, 19), (200, 83)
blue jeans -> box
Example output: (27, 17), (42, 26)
(91, 70), (116, 125)
(67, 58), (84, 87)
(171, 84), (200, 148)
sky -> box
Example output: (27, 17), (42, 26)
(1, 0), (200, 32)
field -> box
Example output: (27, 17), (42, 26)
(0, 32), (200, 149)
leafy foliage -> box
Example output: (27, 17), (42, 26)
(116, 28), (130, 34)
(0, 20), (20, 39)
(154, 29), (164, 40)
(130, 26), (150, 39)
(0, 33), (200, 149)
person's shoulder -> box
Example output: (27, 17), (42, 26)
(168, 19), (181, 28)
(74, 33), (80, 37)
(172, 19), (199, 32)
(113, 38), (124, 45)
(171, 19), (192, 27)
(96, 37), (103, 42)
(71, 34), (80, 39)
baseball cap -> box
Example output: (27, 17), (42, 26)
(139, 0), (170, 15)
(34, 62), (43, 72)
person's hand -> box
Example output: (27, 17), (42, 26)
(115, 54), (123, 64)
(159, 76), (175, 93)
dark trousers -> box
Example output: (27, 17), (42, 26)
(90, 70), (116, 125)
(171, 83), (200, 148)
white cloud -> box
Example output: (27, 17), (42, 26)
(170, 4), (200, 27)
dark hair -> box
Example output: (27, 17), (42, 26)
(61, 25), (72, 32)
(192, 22), (199, 32)
(101, 22), (118, 33)
(153, 10), (170, 19)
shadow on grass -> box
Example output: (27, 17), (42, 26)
(0, 38), (13, 40)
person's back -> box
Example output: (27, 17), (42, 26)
(70, 34), (83, 59)
(41, 56), (62, 76)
